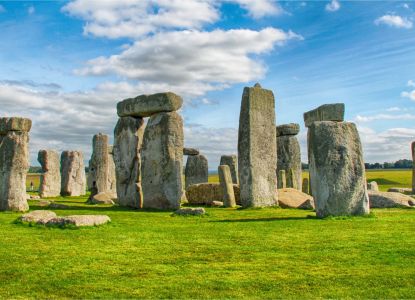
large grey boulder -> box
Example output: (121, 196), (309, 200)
(117, 92), (183, 118)
(113, 116), (145, 208)
(276, 123), (300, 137)
(278, 188), (315, 209)
(218, 165), (236, 208)
(220, 155), (238, 184)
(183, 147), (199, 156)
(142, 111), (184, 210)
(60, 151), (86, 197)
(0, 117), (31, 212)
(304, 103), (344, 127)
(174, 207), (205, 216)
(238, 84), (278, 207)
(368, 191), (414, 208)
(277, 133), (301, 190)
(367, 181), (379, 192)
(308, 121), (369, 217)
(19, 210), (57, 224)
(387, 187), (411, 193)
(38, 150), (61, 198)
(46, 215), (111, 227)
(185, 154), (208, 189)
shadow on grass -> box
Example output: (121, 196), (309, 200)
(211, 215), (317, 223)
(29, 204), (175, 213)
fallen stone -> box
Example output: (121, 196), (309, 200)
(183, 147), (199, 156)
(387, 187), (411, 193)
(19, 210), (57, 224)
(304, 103), (345, 127)
(308, 121), (369, 217)
(220, 155), (238, 184)
(117, 92), (183, 117)
(30, 195), (41, 200)
(0, 117), (32, 134)
(38, 149), (61, 198)
(210, 201), (224, 207)
(276, 123), (300, 137)
(186, 183), (240, 205)
(46, 215), (111, 227)
(142, 111), (184, 210)
(38, 200), (51, 207)
(367, 181), (379, 192)
(87, 191), (116, 205)
(218, 165), (236, 208)
(174, 207), (206, 216)
(48, 202), (70, 209)
(277, 188), (315, 209)
(368, 191), (415, 208)
(60, 151), (86, 197)
(185, 154), (208, 189)
(238, 84), (278, 207)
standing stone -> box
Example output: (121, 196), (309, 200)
(277, 170), (286, 189)
(107, 145), (116, 194)
(238, 83), (278, 207)
(0, 117), (31, 211)
(276, 123), (302, 190)
(61, 151), (86, 197)
(113, 116), (144, 208)
(220, 155), (238, 184)
(218, 165), (236, 207)
(302, 178), (309, 194)
(185, 154), (208, 189)
(38, 150), (61, 198)
(88, 134), (110, 194)
(308, 121), (369, 217)
(142, 111), (184, 210)
(412, 142), (415, 194)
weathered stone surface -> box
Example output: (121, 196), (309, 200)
(87, 191), (116, 205)
(185, 154), (208, 189)
(238, 84), (278, 207)
(88, 133), (110, 194)
(174, 207), (205, 216)
(304, 103), (345, 127)
(0, 117), (32, 134)
(368, 191), (415, 208)
(114, 116), (145, 208)
(277, 170), (286, 189)
(387, 187), (411, 193)
(107, 145), (117, 194)
(277, 134), (302, 190)
(38, 150), (61, 198)
(412, 141), (415, 193)
(308, 121), (369, 217)
(0, 118), (31, 212)
(46, 215), (111, 227)
(117, 92), (183, 117)
(19, 210), (57, 224)
(30, 195), (40, 200)
(276, 123), (300, 137)
(367, 181), (379, 192)
(186, 183), (240, 205)
(183, 147), (199, 156)
(302, 178), (309, 194)
(220, 155), (238, 184)
(142, 112), (184, 210)
(218, 165), (236, 208)
(48, 202), (70, 209)
(210, 201), (224, 207)
(60, 151), (86, 197)
(278, 188), (315, 209)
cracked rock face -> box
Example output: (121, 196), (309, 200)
(185, 154), (208, 189)
(0, 117), (31, 212)
(60, 151), (86, 197)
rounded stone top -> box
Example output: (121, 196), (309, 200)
(276, 123), (300, 137)
(254, 83), (262, 88)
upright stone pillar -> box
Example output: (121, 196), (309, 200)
(107, 145), (117, 194)
(218, 165), (236, 207)
(61, 151), (86, 197)
(412, 142), (415, 194)
(302, 178), (309, 194)
(38, 150), (61, 198)
(0, 117), (31, 211)
(305, 104), (369, 217)
(276, 123), (301, 190)
(220, 155), (238, 184)
(277, 170), (286, 189)
(141, 112), (184, 210)
(113, 116), (144, 208)
(88, 133), (109, 193)
(185, 154), (208, 188)
(238, 83), (277, 207)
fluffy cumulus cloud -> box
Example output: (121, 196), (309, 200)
(229, 0), (283, 18)
(77, 28), (302, 98)
(401, 80), (415, 100)
(325, 0), (340, 12)
(374, 14), (413, 29)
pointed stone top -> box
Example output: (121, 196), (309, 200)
(254, 83), (262, 88)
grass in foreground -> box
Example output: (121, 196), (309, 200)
(0, 196), (414, 299)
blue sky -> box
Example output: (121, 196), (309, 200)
(0, 0), (414, 169)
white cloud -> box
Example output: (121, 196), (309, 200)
(401, 90), (415, 101)
(325, 0), (340, 12)
(374, 14), (413, 29)
(403, 3), (410, 9)
(355, 113), (415, 122)
(386, 107), (402, 112)
(76, 28), (302, 98)
(28, 5), (35, 15)
(229, 0), (283, 18)
(408, 79), (415, 87)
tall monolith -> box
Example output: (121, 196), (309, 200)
(61, 151), (86, 197)
(185, 154), (208, 188)
(38, 150), (61, 198)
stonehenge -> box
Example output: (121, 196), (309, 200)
(412, 141), (415, 194)
(218, 165), (236, 207)
(0, 117), (31, 212)
(276, 123), (301, 190)
(219, 155), (238, 184)
(238, 83), (278, 207)
(305, 104), (369, 217)
(278, 170), (286, 189)
(38, 150), (61, 198)
(185, 154), (208, 189)
(61, 151), (86, 197)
